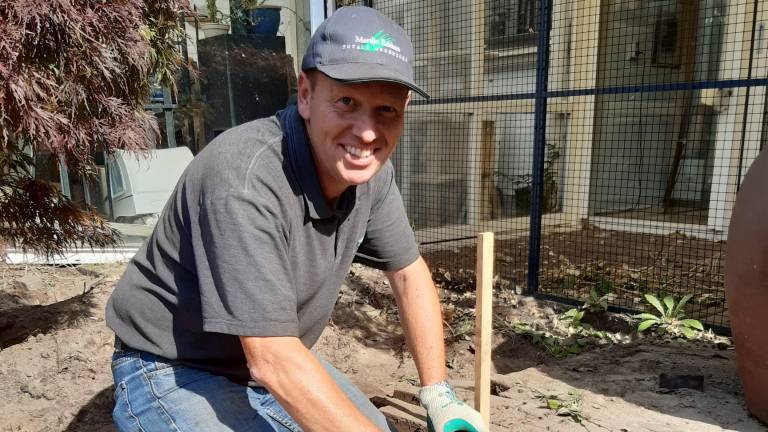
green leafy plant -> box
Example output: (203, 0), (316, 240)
(492, 141), (561, 215)
(444, 315), (475, 341)
(507, 322), (587, 358)
(442, 305), (476, 342)
(560, 286), (614, 329)
(205, 0), (222, 22)
(535, 390), (584, 424)
(561, 308), (585, 328)
(593, 276), (614, 299)
(542, 141), (561, 213)
(583, 287), (615, 313)
(228, 0), (311, 34)
(634, 294), (704, 339)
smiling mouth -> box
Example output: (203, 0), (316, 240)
(343, 144), (374, 158)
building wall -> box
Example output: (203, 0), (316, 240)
(378, 0), (762, 237)
(589, 0), (726, 216)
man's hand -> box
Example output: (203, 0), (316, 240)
(240, 336), (380, 432)
(419, 381), (486, 432)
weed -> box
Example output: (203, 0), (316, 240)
(443, 307), (475, 342)
(446, 317), (475, 341)
(583, 287), (615, 313)
(634, 294), (704, 339)
(561, 308), (585, 328)
(506, 322), (587, 358)
(399, 375), (419, 386)
(560, 286), (614, 329)
(593, 276), (614, 298)
(535, 390), (584, 424)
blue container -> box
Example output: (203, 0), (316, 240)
(245, 7), (281, 35)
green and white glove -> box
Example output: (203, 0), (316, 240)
(419, 381), (486, 432)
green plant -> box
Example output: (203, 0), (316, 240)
(443, 309), (475, 342)
(561, 308), (585, 328)
(634, 294), (704, 339)
(399, 375), (419, 386)
(542, 141), (561, 213)
(205, 0), (218, 20)
(583, 287), (614, 313)
(492, 141), (561, 214)
(535, 390), (584, 424)
(507, 322), (587, 358)
(238, 0), (270, 8)
(560, 286), (614, 330)
(593, 275), (614, 298)
(227, 0), (250, 26)
(229, 0), (311, 34)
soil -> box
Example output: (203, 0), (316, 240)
(0, 258), (764, 432)
(423, 228), (728, 328)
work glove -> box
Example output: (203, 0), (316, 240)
(419, 381), (486, 432)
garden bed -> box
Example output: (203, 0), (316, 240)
(0, 259), (761, 431)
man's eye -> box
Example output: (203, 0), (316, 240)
(379, 106), (395, 114)
(338, 97), (353, 105)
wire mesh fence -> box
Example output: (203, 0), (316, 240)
(349, 0), (768, 333)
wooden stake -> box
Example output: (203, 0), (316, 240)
(475, 232), (493, 430)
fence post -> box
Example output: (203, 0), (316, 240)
(475, 232), (494, 430)
(527, 0), (553, 294)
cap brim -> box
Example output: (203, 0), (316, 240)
(316, 63), (430, 99)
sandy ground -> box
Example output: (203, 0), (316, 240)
(0, 262), (764, 431)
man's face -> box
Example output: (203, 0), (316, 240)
(297, 71), (410, 202)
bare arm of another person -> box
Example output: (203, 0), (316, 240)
(386, 256), (447, 386)
(239, 336), (379, 432)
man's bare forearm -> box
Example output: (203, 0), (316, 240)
(239, 336), (379, 432)
(387, 257), (447, 386)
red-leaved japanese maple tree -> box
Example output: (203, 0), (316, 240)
(0, 0), (188, 256)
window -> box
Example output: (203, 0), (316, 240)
(651, 16), (681, 68)
(486, 0), (539, 50)
(107, 156), (126, 198)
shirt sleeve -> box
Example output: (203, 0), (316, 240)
(195, 188), (299, 337)
(354, 162), (420, 271)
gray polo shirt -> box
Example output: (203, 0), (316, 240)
(105, 114), (419, 380)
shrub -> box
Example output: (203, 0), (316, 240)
(0, 0), (188, 256)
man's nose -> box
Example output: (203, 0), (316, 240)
(354, 115), (377, 143)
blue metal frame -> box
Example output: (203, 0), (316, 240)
(526, 0), (552, 294)
(736, 0), (761, 186)
(410, 77), (768, 106)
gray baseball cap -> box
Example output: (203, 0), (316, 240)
(301, 6), (429, 99)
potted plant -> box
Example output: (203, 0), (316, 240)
(197, 0), (230, 38)
(230, 0), (281, 36)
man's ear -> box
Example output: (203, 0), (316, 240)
(405, 90), (412, 108)
(297, 72), (312, 119)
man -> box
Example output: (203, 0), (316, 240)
(106, 6), (485, 432)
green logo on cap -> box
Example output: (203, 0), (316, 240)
(350, 30), (407, 62)
(359, 30), (396, 52)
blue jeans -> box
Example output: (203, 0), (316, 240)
(110, 340), (393, 431)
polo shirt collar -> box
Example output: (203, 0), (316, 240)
(279, 107), (356, 220)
